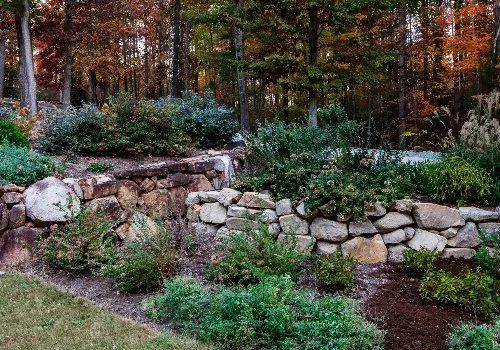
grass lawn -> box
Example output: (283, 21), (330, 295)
(0, 273), (211, 350)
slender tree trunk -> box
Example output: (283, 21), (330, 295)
(183, 20), (190, 92)
(397, 4), (408, 148)
(62, 0), (74, 106)
(494, 0), (500, 87)
(15, 0), (37, 115)
(0, 29), (6, 99)
(307, 4), (319, 127)
(234, 0), (249, 131)
(172, 0), (181, 97)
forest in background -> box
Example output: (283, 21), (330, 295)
(0, 0), (499, 147)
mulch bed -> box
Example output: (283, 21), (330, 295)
(363, 259), (490, 350)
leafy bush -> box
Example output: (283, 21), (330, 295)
(0, 120), (29, 147)
(206, 225), (306, 285)
(0, 142), (56, 186)
(101, 216), (176, 293)
(39, 105), (110, 155)
(423, 156), (493, 205)
(87, 161), (113, 173)
(145, 276), (385, 350)
(36, 207), (116, 271)
(447, 319), (500, 350)
(419, 269), (498, 315)
(304, 155), (421, 220)
(317, 103), (348, 127)
(400, 248), (439, 276)
(474, 229), (500, 279)
(172, 91), (239, 149)
(313, 251), (356, 292)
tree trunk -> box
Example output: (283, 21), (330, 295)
(0, 29), (6, 99)
(494, 0), (500, 87)
(172, 0), (181, 97)
(397, 4), (408, 148)
(62, 0), (74, 106)
(183, 19), (191, 92)
(307, 4), (319, 127)
(234, 0), (249, 131)
(15, 0), (37, 115)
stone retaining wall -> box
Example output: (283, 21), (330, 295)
(1, 157), (499, 265)
(0, 155), (236, 265)
(186, 191), (500, 264)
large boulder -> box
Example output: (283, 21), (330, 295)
(199, 203), (227, 224)
(186, 174), (214, 192)
(315, 241), (340, 255)
(296, 201), (319, 220)
(382, 229), (410, 244)
(387, 244), (410, 264)
(237, 192), (276, 209)
(349, 219), (378, 236)
(86, 196), (124, 223)
(413, 203), (464, 230)
(279, 214), (309, 236)
(310, 218), (348, 243)
(0, 227), (37, 265)
(116, 180), (140, 210)
(227, 205), (260, 219)
(167, 187), (188, 216)
(24, 177), (81, 226)
(441, 248), (475, 260)
(447, 222), (481, 248)
(406, 229), (447, 252)
(9, 204), (25, 229)
(373, 212), (414, 233)
(341, 234), (388, 263)
(276, 199), (294, 216)
(0, 203), (8, 232)
(157, 173), (193, 189)
(277, 234), (316, 253)
(459, 207), (499, 222)
(139, 189), (168, 217)
(78, 176), (118, 200)
(365, 201), (387, 217)
(217, 188), (242, 206)
(226, 217), (259, 231)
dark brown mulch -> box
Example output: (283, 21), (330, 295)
(364, 260), (490, 350)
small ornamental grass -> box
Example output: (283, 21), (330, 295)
(145, 275), (385, 350)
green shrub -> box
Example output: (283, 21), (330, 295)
(474, 230), (500, 278)
(0, 142), (56, 186)
(317, 103), (348, 127)
(39, 105), (110, 155)
(145, 276), (385, 350)
(313, 251), (356, 292)
(172, 91), (239, 149)
(101, 216), (176, 293)
(206, 225), (306, 285)
(36, 207), (116, 271)
(424, 156), (493, 205)
(447, 319), (500, 350)
(419, 268), (498, 315)
(304, 157), (420, 220)
(0, 120), (29, 147)
(400, 248), (439, 275)
(87, 161), (113, 173)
